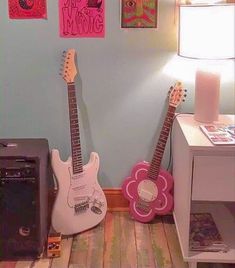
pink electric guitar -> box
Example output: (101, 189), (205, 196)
(122, 82), (185, 223)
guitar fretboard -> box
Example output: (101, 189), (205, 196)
(147, 105), (176, 180)
(68, 83), (83, 174)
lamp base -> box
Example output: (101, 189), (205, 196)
(194, 70), (220, 124)
(194, 113), (219, 124)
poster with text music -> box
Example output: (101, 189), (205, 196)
(8, 0), (47, 19)
(59, 0), (105, 38)
(121, 0), (157, 28)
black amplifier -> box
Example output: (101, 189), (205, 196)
(0, 139), (53, 260)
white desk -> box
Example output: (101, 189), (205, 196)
(172, 114), (235, 268)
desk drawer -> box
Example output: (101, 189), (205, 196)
(192, 156), (235, 201)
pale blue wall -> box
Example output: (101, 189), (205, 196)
(0, 1), (234, 187)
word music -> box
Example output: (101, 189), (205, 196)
(60, 0), (104, 37)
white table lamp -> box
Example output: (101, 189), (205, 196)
(178, 4), (235, 123)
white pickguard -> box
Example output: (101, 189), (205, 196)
(51, 149), (107, 235)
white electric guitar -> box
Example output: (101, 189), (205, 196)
(51, 49), (107, 235)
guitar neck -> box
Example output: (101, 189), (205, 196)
(148, 105), (176, 180)
(67, 83), (83, 174)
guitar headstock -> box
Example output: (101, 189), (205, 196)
(168, 81), (186, 108)
(61, 49), (77, 83)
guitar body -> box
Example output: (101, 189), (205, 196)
(122, 161), (173, 223)
(51, 149), (107, 235)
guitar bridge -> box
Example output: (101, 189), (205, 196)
(74, 201), (89, 214)
(136, 200), (151, 213)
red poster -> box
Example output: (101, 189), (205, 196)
(59, 0), (105, 38)
(8, 0), (47, 19)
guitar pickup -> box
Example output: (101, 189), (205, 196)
(139, 188), (154, 201)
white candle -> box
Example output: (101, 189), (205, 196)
(194, 70), (220, 123)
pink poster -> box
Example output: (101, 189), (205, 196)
(59, 0), (105, 38)
(8, 0), (47, 19)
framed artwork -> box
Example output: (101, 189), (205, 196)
(59, 0), (105, 38)
(8, 0), (47, 19)
(121, 0), (158, 28)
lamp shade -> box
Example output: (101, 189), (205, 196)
(178, 4), (235, 59)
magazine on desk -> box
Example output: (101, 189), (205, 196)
(200, 124), (235, 145)
(189, 213), (229, 252)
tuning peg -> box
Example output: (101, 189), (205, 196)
(184, 89), (187, 92)
(182, 99), (185, 102)
(184, 94), (187, 97)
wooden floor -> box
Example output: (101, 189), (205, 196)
(0, 213), (234, 268)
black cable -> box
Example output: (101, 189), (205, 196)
(0, 143), (7, 147)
